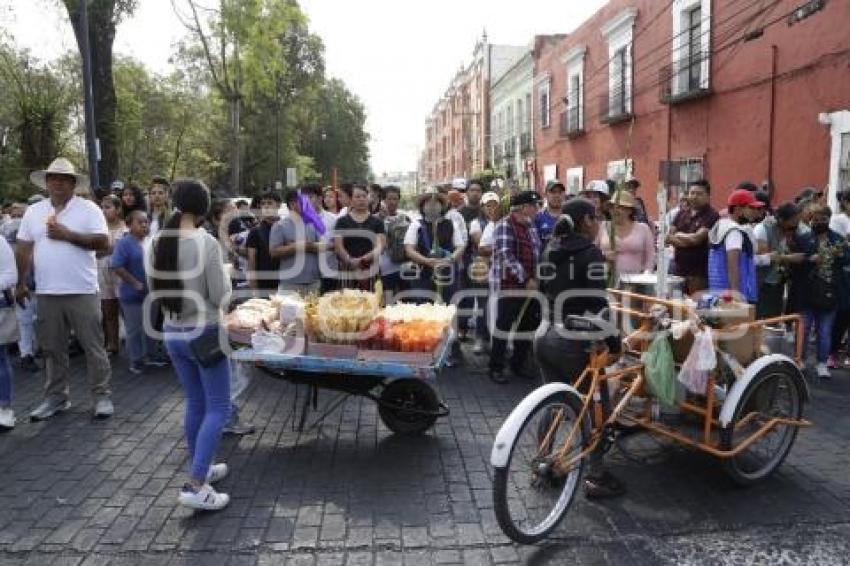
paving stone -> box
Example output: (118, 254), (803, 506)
(0, 349), (848, 564)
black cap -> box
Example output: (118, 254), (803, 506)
(546, 180), (566, 193)
(510, 190), (542, 207)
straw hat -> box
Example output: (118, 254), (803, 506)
(29, 157), (89, 192)
(417, 187), (448, 208)
(609, 190), (637, 208)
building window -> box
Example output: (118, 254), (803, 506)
(839, 133), (850, 192)
(607, 159), (634, 185)
(662, 157), (705, 208)
(666, 0), (711, 101)
(601, 8), (636, 122)
(561, 46), (586, 137)
(566, 166), (584, 195)
(539, 81), (550, 129)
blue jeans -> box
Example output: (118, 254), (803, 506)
(121, 301), (155, 364)
(803, 310), (837, 364)
(0, 344), (12, 407)
(164, 325), (232, 482)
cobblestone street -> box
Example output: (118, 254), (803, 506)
(1, 346), (849, 565)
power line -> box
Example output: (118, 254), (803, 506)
(579, 0), (781, 106)
(530, 0), (829, 156)
(533, 0), (785, 122)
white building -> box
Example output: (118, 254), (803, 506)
(490, 50), (534, 188)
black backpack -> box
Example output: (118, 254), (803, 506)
(386, 214), (411, 263)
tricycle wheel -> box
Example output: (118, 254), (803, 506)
(720, 364), (803, 486)
(492, 389), (588, 544)
(378, 380), (439, 435)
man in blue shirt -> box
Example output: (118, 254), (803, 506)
(111, 210), (157, 374)
(535, 180), (566, 250)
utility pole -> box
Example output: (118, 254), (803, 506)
(79, 0), (99, 190)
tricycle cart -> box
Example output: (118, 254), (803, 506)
(490, 290), (812, 544)
(231, 332), (453, 435)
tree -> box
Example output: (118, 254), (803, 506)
(112, 57), (228, 187)
(61, 0), (138, 187)
(173, 0), (306, 194)
(0, 42), (77, 199)
(301, 78), (370, 182)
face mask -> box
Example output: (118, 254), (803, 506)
(422, 202), (442, 221)
(735, 215), (750, 225)
(812, 223), (829, 234)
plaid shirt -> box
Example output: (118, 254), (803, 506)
(489, 213), (542, 291)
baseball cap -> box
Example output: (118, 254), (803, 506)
(727, 189), (765, 208)
(451, 178), (468, 191)
(582, 180), (610, 197)
(546, 180), (566, 192)
(481, 191), (500, 205)
(510, 190), (542, 207)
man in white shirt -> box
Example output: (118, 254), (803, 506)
(378, 185), (409, 302)
(15, 158), (113, 421)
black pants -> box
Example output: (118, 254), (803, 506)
(489, 295), (541, 372)
(831, 309), (850, 355)
(534, 325), (608, 475)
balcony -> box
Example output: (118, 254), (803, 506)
(660, 49), (711, 104)
(599, 92), (632, 125)
(559, 107), (584, 138)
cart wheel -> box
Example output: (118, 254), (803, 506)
(720, 363), (804, 486)
(378, 380), (440, 435)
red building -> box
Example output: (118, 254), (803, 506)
(421, 34), (526, 186)
(533, 0), (850, 214)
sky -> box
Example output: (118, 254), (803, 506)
(3, 0), (607, 175)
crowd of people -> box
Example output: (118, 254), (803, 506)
(0, 153), (845, 508)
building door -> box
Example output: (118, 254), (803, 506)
(826, 111), (850, 211)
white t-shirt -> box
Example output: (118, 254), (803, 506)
(446, 209), (469, 246)
(404, 218), (466, 250)
(18, 196), (108, 295)
(320, 210), (338, 273)
(480, 222), (496, 249)
(830, 212), (850, 237)
(725, 229), (744, 252)
(470, 218), (485, 239)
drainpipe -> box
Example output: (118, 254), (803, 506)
(767, 45), (778, 184)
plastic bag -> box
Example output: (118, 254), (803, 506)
(251, 329), (286, 353)
(642, 333), (677, 406)
(230, 359), (253, 400)
(678, 327), (717, 394)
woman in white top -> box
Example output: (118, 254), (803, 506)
(0, 236), (18, 429)
(468, 192), (502, 354)
(147, 177), (172, 234)
(98, 195), (127, 355)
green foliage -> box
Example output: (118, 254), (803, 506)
(0, 42), (78, 200)
(301, 78), (370, 182)
(0, 0), (372, 198)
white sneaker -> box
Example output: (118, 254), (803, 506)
(178, 483), (230, 511)
(0, 407), (15, 430)
(30, 399), (71, 422)
(816, 363), (831, 379)
(205, 463), (228, 484)
(94, 398), (114, 419)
